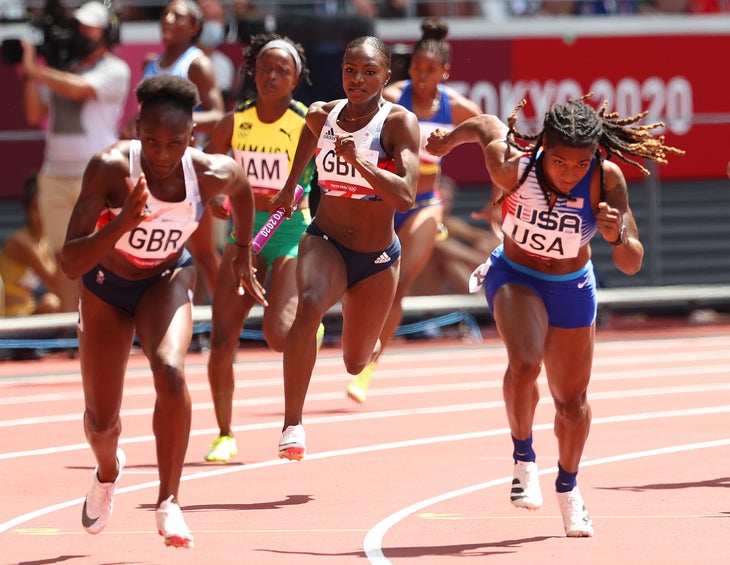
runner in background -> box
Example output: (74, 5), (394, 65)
(202, 33), (321, 463)
(273, 36), (420, 461)
(346, 17), (482, 402)
(141, 0), (226, 307)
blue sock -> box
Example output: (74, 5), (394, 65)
(556, 463), (578, 493)
(512, 434), (536, 463)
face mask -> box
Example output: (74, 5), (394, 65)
(73, 32), (101, 59)
(198, 21), (225, 49)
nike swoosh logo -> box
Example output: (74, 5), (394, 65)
(577, 280), (587, 289)
(81, 500), (99, 528)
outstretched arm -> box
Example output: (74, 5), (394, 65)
(425, 114), (509, 159)
(338, 105), (419, 212)
(208, 153), (268, 306)
(270, 104), (325, 217)
(61, 146), (151, 279)
(427, 114), (522, 205)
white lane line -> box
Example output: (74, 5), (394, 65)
(2, 390), (730, 459)
(362, 438), (730, 564)
(2, 372), (730, 436)
(1, 407), (728, 534)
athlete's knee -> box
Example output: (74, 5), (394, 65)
(84, 410), (121, 443)
(553, 393), (590, 423)
(342, 344), (377, 375)
(209, 327), (238, 353)
(343, 357), (369, 375)
(151, 361), (188, 398)
(296, 289), (328, 322)
(263, 328), (287, 353)
(506, 356), (542, 382)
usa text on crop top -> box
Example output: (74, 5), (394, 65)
(315, 99), (395, 201)
(96, 140), (204, 269)
(501, 152), (598, 260)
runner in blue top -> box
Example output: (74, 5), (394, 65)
(426, 94), (683, 538)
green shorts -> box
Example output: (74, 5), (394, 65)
(229, 208), (311, 269)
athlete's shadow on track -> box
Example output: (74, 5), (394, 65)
(257, 536), (555, 559)
(137, 494), (314, 513)
(599, 477), (730, 491)
(17, 556), (86, 565)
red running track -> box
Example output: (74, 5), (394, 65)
(1, 319), (729, 564)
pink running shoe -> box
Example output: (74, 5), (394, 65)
(156, 495), (194, 548)
(278, 424), (306, 461)
(81, 448), (126, 534)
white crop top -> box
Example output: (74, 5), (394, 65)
(96, 140), (204, 269)
(315, 99), (395, 200)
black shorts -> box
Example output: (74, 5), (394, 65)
(306, 221), (401, 288)
(81, 249), (193, 315)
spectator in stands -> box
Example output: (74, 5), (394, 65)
(637, 0), (689, 11)
(417, 0), (480, 16)
(274, 36), (420, 461)
(60, 75), (265, 548)
(410, 176), (501, 295)
(575, 0), (638, 14)
(426, 94), (683, 537)
(197, 0), (236, 109)
(345, 17), (482, 403)
(380, 0), (414, 17)
(20, 1), (131, 313)
(0, 174), (61, 317)
(202, 33), (320, 464)
(141, 0), (227, 306)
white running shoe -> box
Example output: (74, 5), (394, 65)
(278, 424), (306, 461)
(510, 461), (543, 510)
(81, 448), (126, 534)
(156, 495), (194, 548)
(556, 487), (594, 537)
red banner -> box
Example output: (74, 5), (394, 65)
(438, 35), (729, 184)
(2, 32), (728, 199)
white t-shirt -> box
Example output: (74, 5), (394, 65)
(41, 53), (131, 178)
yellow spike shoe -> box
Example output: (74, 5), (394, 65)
(346, 362), (375, 403)
(316, 323), (325, 351)
(204, 435), (237, 462)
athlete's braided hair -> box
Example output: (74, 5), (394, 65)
(242, 33), (311, 88)
(498, 94), (684, 203)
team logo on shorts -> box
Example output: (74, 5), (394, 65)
(374, 252), (391, 265)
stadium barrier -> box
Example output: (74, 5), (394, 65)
(2, 284), (730, 352)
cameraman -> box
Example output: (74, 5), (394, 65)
(20, 1), (131, 313)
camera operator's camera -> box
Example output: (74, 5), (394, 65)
(2, 0), (103, 70)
